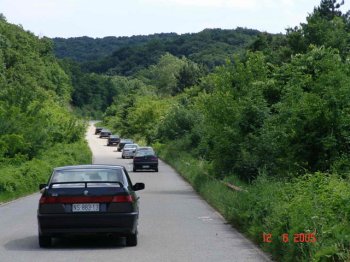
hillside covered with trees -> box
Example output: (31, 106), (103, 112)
(53, 28), (260, 74)
(53, 33), (178, 62)
(0, 16), (91, 202)
(52, 28), (260, 118)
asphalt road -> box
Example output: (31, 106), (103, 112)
(0, 123), (271, 262)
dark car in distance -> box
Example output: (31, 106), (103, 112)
(107, 135), (120, 146)
(99, 129), (112, 138)
(37, 164), (145, 247)
(117, 139), (134, 152)
(133, 147), (158, 172)
(95, 127), (103, 135)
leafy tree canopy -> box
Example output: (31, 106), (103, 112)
(53, 28), (261, 75)
(0, 19), (84, 162)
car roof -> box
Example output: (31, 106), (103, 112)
(137, 146), (153, 150)
(54, 164), (125, 171)
(124, 143), (138, 146)
(110, 135), (119, 138)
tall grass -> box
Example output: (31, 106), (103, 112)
(155, 141), (350, 261)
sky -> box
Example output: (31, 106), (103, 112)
(1, 0), (350, 38)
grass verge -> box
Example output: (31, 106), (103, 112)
(154, 141), (350, 262)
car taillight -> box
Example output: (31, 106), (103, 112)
(39, 196), (52, 204)
(112, 195), (133, 203)
(151, 156), (158, 161)
(39, 195), (133, 204)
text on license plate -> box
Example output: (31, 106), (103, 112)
(142, 165), (150, 168)
(72, 203), (99, 212)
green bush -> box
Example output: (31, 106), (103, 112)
(157, 141), (350, 261)
(0, 139), (91, 203)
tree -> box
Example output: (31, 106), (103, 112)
(315, 0), (344, 19)
(0, 18), (84, 161)
(136, 53), (186, 96)
(174, 60), (205, 95)
(0, 13), (6, 21)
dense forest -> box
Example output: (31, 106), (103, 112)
(0, 16), (91, 202)
(53, 28), (260, 73)
(53, 33), (178, 62)
(54, 28), (260, 118)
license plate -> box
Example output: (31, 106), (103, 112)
(142, 165), (150, 168)
(72, 203), (99, 212)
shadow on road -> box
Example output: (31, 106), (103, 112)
(145, 189), (197, 196)
(133, 171), (158, 173)
(4, 235), (127, 251)
(4, 236), (38, 251)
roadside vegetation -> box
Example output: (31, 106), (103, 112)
(99, 1), (350, 260)
(0, 16), (91, 202)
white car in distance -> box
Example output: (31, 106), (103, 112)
(122, 144), (139, 159)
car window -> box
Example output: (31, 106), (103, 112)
(51, 169), (127, 185)
(124, 144), (137, 148)
(135, 150), (155, 157)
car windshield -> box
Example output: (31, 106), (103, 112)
(51, 169), (126, 185)
(135, 150), (155, 157)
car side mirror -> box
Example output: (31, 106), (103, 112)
(132, 183), (145, 191)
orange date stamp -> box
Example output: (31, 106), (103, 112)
(262, 232), (317, 243)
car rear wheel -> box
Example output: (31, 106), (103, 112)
(39, 235), (51, 248)
(133, 166), (137, 172)
(126, 233), (137, 246)
(155, 167), (158, 172)
(122, 155), (125, 159)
